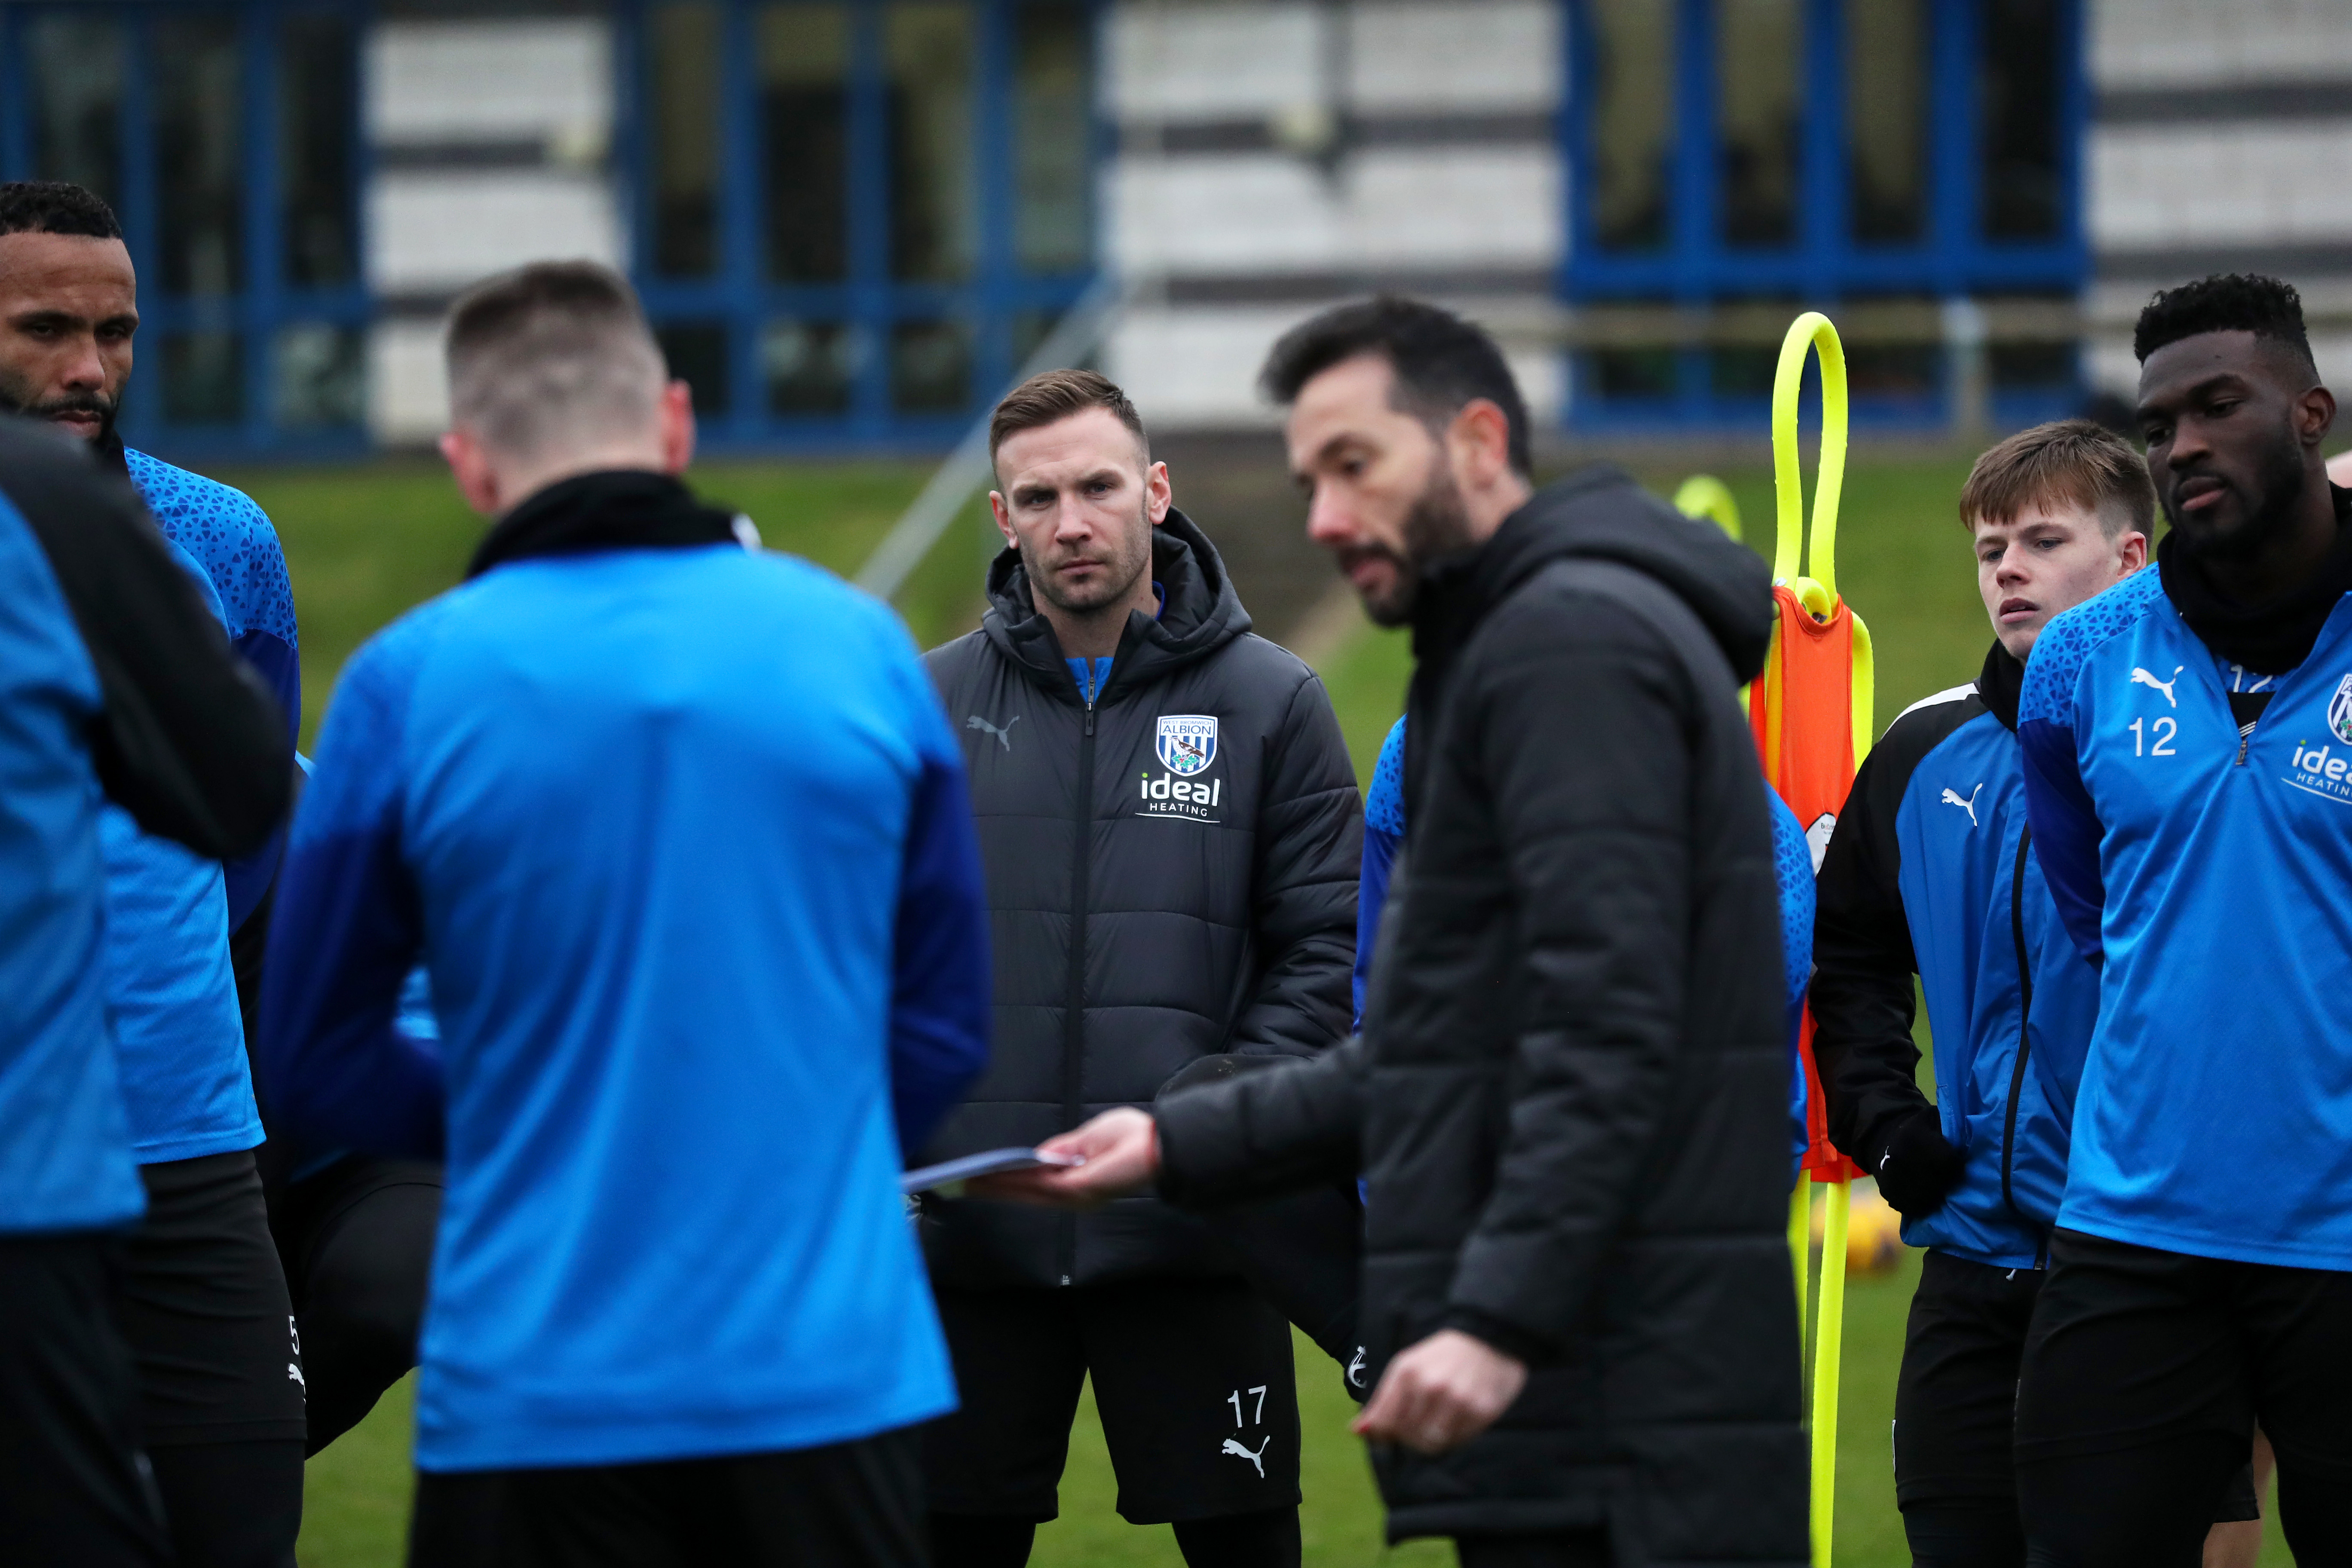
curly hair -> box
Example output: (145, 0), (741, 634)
(0, 181), (122, 241)
(2133, 273), (2314, 375)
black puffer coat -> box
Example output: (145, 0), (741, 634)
(1153, 469), (1807, 1564)
(921, 511), (1361, 1289)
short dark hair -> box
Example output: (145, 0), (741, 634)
(1959, 419), (2155, 541)
(444, 260), (665, 457)
(988, 368), (1148, 472)
(0, 181), (123, 241)
(1258, 295), (1531, 476)
(2133, 273), (2316, 377)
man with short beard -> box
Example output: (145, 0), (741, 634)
(980, 298), (1806, 1567)
(918, 369), (1361, 1568)
(2014, 274), (2352, 1560)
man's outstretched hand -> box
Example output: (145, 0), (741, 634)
(965, 1107), (1160, 1207)
(1351, 1329), (1527, 1455)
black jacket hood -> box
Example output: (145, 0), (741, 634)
(1415, 464), (1777, 685)
(980, 509), (1252, 703)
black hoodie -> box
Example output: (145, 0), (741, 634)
(1153, 468), (1806, 1562)
(920, 511), (1363, 1290)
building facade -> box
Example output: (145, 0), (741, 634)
(0, 0), (2344, 458)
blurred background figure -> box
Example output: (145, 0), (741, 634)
(0, 416), (292, 1568)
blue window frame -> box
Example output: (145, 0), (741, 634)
(617, 0), (1102, 453)
(0, 0), (369, 459)
(1562, 0), (2088, 429)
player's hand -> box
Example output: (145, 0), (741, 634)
(965, 1108), (1159, 1208)
(1351, 1329), (1527, 1455)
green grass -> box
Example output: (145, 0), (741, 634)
(258, 453), (2287, 1564)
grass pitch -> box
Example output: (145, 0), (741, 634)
(248, 452), (2286, 1565)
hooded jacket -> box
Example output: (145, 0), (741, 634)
(920, 511), (1361, 1289)
(1812, 642), (2090, 1269)
(1152, 468), (1806, 1562)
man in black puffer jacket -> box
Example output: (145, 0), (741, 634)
(920, 369), (1362, 1568)
(983, 301), (1807, 1568)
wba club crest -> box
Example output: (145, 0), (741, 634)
(1155, 714), (1218, 776)
(2331, 675), (2352, 744)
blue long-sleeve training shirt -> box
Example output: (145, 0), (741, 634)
(2020, 562), (2352, 1269)
(262, 540), (989, 1472)
(106, 451), (299, 1163)
(0, 489), (144, 1234)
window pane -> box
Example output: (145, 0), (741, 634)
(891, 319), (969, 413)
(281, 15), (358, 288)
(760, 3), (851, 282)
(764, 319), (856, 413)
(1710, 345), (1779, 398)
(1848, 341), (1942, 398)
(657, 321), (730, 416)
(1980, 0), (2064, 241)
(27, 17), (125, 211)
(888, 4), (974, 282)
(1991, 340), (2075, 391)
(1847, 0), (1926, 244)
(275, 323), (364, 428)
(154, 15), (243, 298)
(1587, 0), (1672, 253)
(163, 331), (243, 423)
(652, 3), (723, 279)
(1014, 1), (1090, 275)
(1717, 0), (1798, 249)
(1588, 348), (1677, 399)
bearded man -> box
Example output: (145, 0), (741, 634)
(917, 368), (1362, 1568)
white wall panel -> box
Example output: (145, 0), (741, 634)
(368, 320), (449, 444)
(2092, 124), (2352, 248)
(371, 172), (623, 292)
(1107, 3), (1321, 120)
(2093, 0), (2352, 87)
(368, 20), (612, 143)
(1347, 2), (1559, 112)
(1112, 149), (1559, 275)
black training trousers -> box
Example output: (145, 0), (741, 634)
(924, 1276), (1301, 1528)
(2014, 1229), (2352, 1566)
(0, 1231), (172, 1567)
(125, 1150), (305, 1568)
(407, 1426), (927, 1568)
(273, 1154), (441, 1454)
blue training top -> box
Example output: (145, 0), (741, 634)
(262, 541), (990, 1473)
(0, 490), (145, 1234)
(2021, 562), (2352, 1269)
(1355, 715), (1815, 1176)
(107, 451), (300, 1164)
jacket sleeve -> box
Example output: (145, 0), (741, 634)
(1436, 599), (1712, 1365)
(5, 425), (291, 859)
(1809, 731), (1933, 1167)
(220, 532), (301, 933)
(258, 632), (442, 1160)
(1223, 671), (1363, 1058)
(1155, 1035), (1367, 1205)
(1354, 716), (1407, 1029)
(2018, 659), (2106, 966)
(888, 692), (992, 1156)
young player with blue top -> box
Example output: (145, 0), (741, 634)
(2015, 275), (2352, 1561)
(261, 262), (989, 1567)
(0, 179), (310, 1565)
(0, 416), (293, 1567)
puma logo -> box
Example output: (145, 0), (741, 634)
(288, 1363), (306, 1393)
(1221, 1436), (1270, 1478)
(966, 714), (1020, 750)
(1346, 1347), (1366, 1389)
(1940, 784), (1982, 828)
(2130, 666), (2184, 707)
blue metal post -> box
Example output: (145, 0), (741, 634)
(243, 1), (283, 448)
(119, 9), (159, 449)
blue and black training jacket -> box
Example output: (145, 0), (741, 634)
(2021, 498), (2352, 1271)
(1812, 640), (2096, 1268)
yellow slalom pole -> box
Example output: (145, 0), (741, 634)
(1673, 474), (1742, 542)
(1811, 1180), (1852, 1568)
(1788, 1184), (1811, 1351)
(1771, 312), (1848, 602)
